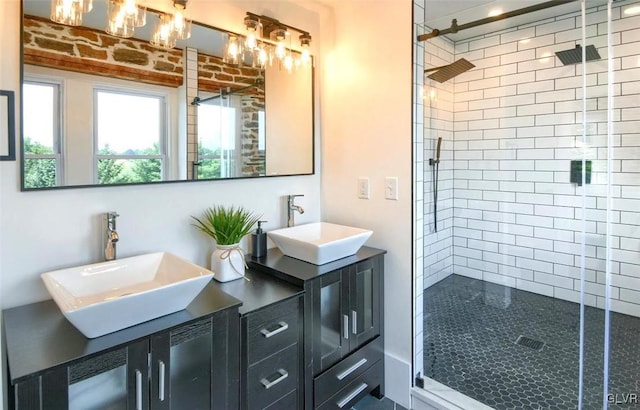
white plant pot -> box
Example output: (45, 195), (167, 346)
(211, 243), (246, 282)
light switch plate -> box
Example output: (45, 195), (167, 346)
(358, 178), (370, 199)
(385, 177), (398, 200)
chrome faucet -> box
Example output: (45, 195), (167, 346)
(287, 195), (305, 227)
(104, 212), (120, 261)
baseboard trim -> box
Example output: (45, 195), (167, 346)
(384, 352), (411, 409)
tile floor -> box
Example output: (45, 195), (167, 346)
(424, 274), (640, 410)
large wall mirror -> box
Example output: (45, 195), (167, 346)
(21, 0), (314, 190)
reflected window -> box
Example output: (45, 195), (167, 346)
(94, 89), (166, 184)
(23, 81), (61, 188)
(197, 95), (241, 179)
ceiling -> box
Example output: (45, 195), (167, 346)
(422, 0), (608, 42)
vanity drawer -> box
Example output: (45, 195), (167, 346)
(314, 336), (383, 408)
(247, 297), (300, 365)
(247, 343), (299, 410)
(317, 360), (383, 410)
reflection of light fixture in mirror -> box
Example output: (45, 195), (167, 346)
(150, 13), (176, 49)
(172, 0), (192, 40)
(244, 14), (260, 50)
(255, 43), (269, 68)
(105, 0), (146, 38)
(50, 0), (92, 26)
(224, 34), (242, 64)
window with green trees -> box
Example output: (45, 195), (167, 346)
(95, 90), (165, 184)
(23, 81), (60, 189)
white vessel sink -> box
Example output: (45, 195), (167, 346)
(267, 222), (373, 265)
(41, 252), (214, 338)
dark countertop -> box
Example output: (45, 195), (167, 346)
(247, 246), (387, 286)
(3, 283), (242, 384)
(216, 269), (303, 316)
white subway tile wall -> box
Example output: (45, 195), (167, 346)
(421, 1), (640, 318)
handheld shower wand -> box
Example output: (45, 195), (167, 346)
(429, 137), (442, 232)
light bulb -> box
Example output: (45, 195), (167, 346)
(150, 13), (176, 49)
(244, 15), (260, 50)
(225, 35), (242, 64)
(172, 11), (192, 40)
(246, 31), (257, 50)
(256, 44), (268, 68)
(50, 0), (84, 26)
(284, 54), (293, 73)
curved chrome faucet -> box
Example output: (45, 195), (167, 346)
(104, 212), (120, 261)
(287, 195), (304, 227)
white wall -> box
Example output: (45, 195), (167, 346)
(320, 0), (412, 407)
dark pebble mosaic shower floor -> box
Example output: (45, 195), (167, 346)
(424, 274), (640, 410)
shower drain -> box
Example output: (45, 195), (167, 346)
(515, 335), (545, 351)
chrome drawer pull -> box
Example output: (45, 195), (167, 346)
(337, 382), (368, 408)
(260, 321), (289, 338)
(343, 314), (349, 340)
(158, 360), (165, 401)
(336, 358), (368, 381)
(135, 370), (143, 410)
(260, 369), (289, 389)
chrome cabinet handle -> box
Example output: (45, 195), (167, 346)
(260, 321), (289, 338)
(337, 383), (368, 408)
(336, 358), (368, 381)
(260, 369), (288, 389)
(135, 370), (142, 410)
(343, 314), (349, 340)
(158, 360), (165, 401)
(352, 310), (358, 334)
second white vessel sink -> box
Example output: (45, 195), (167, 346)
(41, 252), (214, 338)
(267, 222), (373, 265)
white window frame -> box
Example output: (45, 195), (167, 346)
(22, 78), (64, 187)
(93, 87), (168, 184)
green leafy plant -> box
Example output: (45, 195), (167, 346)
(192, 205), (260, 245)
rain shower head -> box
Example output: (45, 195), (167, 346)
(424, 58), (475, 83)
(555, 44), (601, 65)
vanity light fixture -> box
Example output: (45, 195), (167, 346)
(243, 12), (312, 70)
(50, 0), (92, 26)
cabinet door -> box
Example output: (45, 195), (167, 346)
(67, 340), (149, 410)
(348, 257), (381, 350)
(315, 268), (350, 371)
(151, 318), (213, 410)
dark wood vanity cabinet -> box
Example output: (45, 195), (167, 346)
(309, 256), (384, 410)
(13, 340), (149, 410)
(248, 247), (386, 410)
(4, 286), (241, 410)
(241, 295), (303, 409)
